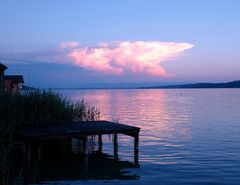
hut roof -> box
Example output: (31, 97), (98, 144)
(0, 63), (7, 71)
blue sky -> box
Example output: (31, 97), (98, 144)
(0, 0), (240, 88)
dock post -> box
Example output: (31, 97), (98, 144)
(83, 136), (88, 156)
(21, 143), (26, 184)
(134, 132), (139, 167)
(98, 134), (103, 152)
(24, 142), (31, 185)
(35, 140), (42, 181)
(82, 136), (88, 177)
(113, 133), (118, 159)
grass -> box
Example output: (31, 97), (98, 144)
(0, 90), (100, 185)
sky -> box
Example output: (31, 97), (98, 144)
(0, 0), (240, 88)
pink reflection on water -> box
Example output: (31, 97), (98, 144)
(63, 89), (192, 164)
(71, 90), (191, 137)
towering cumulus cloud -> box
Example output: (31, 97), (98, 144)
(63, 41), (193, 76)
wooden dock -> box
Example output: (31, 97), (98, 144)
(18, 121), (140, 184)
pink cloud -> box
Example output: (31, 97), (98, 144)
(62, 41), (194, 76)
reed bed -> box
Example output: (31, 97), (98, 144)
(0, 90), (100, 185)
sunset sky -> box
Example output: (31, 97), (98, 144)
(0, 0), (240, 88)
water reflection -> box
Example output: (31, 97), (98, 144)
(58, 89), (240, 185)
(62, 89), (192, 165)
(39, 152), (139, 181)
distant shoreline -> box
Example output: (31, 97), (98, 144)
(27, 80), (240, 90)
(144, 80), (240, 89)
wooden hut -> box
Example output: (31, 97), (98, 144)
(4, 75), (24, 92)
(0, 63), (24, 93)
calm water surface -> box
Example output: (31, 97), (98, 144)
(51, 89), (240, 185)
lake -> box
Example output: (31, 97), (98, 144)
(49, 89), (240, 185)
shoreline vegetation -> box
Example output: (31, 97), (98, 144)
(0, 90), (100, 185)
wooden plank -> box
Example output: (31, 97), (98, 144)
(18, 121), (140, 140)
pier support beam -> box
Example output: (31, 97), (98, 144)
(24, 142), (31, 185)
(134, 133), (139, 167)
(21, 143), (26, 185)
(83, 136), (88, 156)
(98, 134), (103, 152)
(32, 139), (43, 182)
(82, 136), (88, 177)
(113, 133), (118, 159)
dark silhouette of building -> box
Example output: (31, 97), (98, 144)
(0, 63), (24, 92)
(0, 63), (8, 92)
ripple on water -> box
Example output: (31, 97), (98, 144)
(55, 89), (240, 185)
